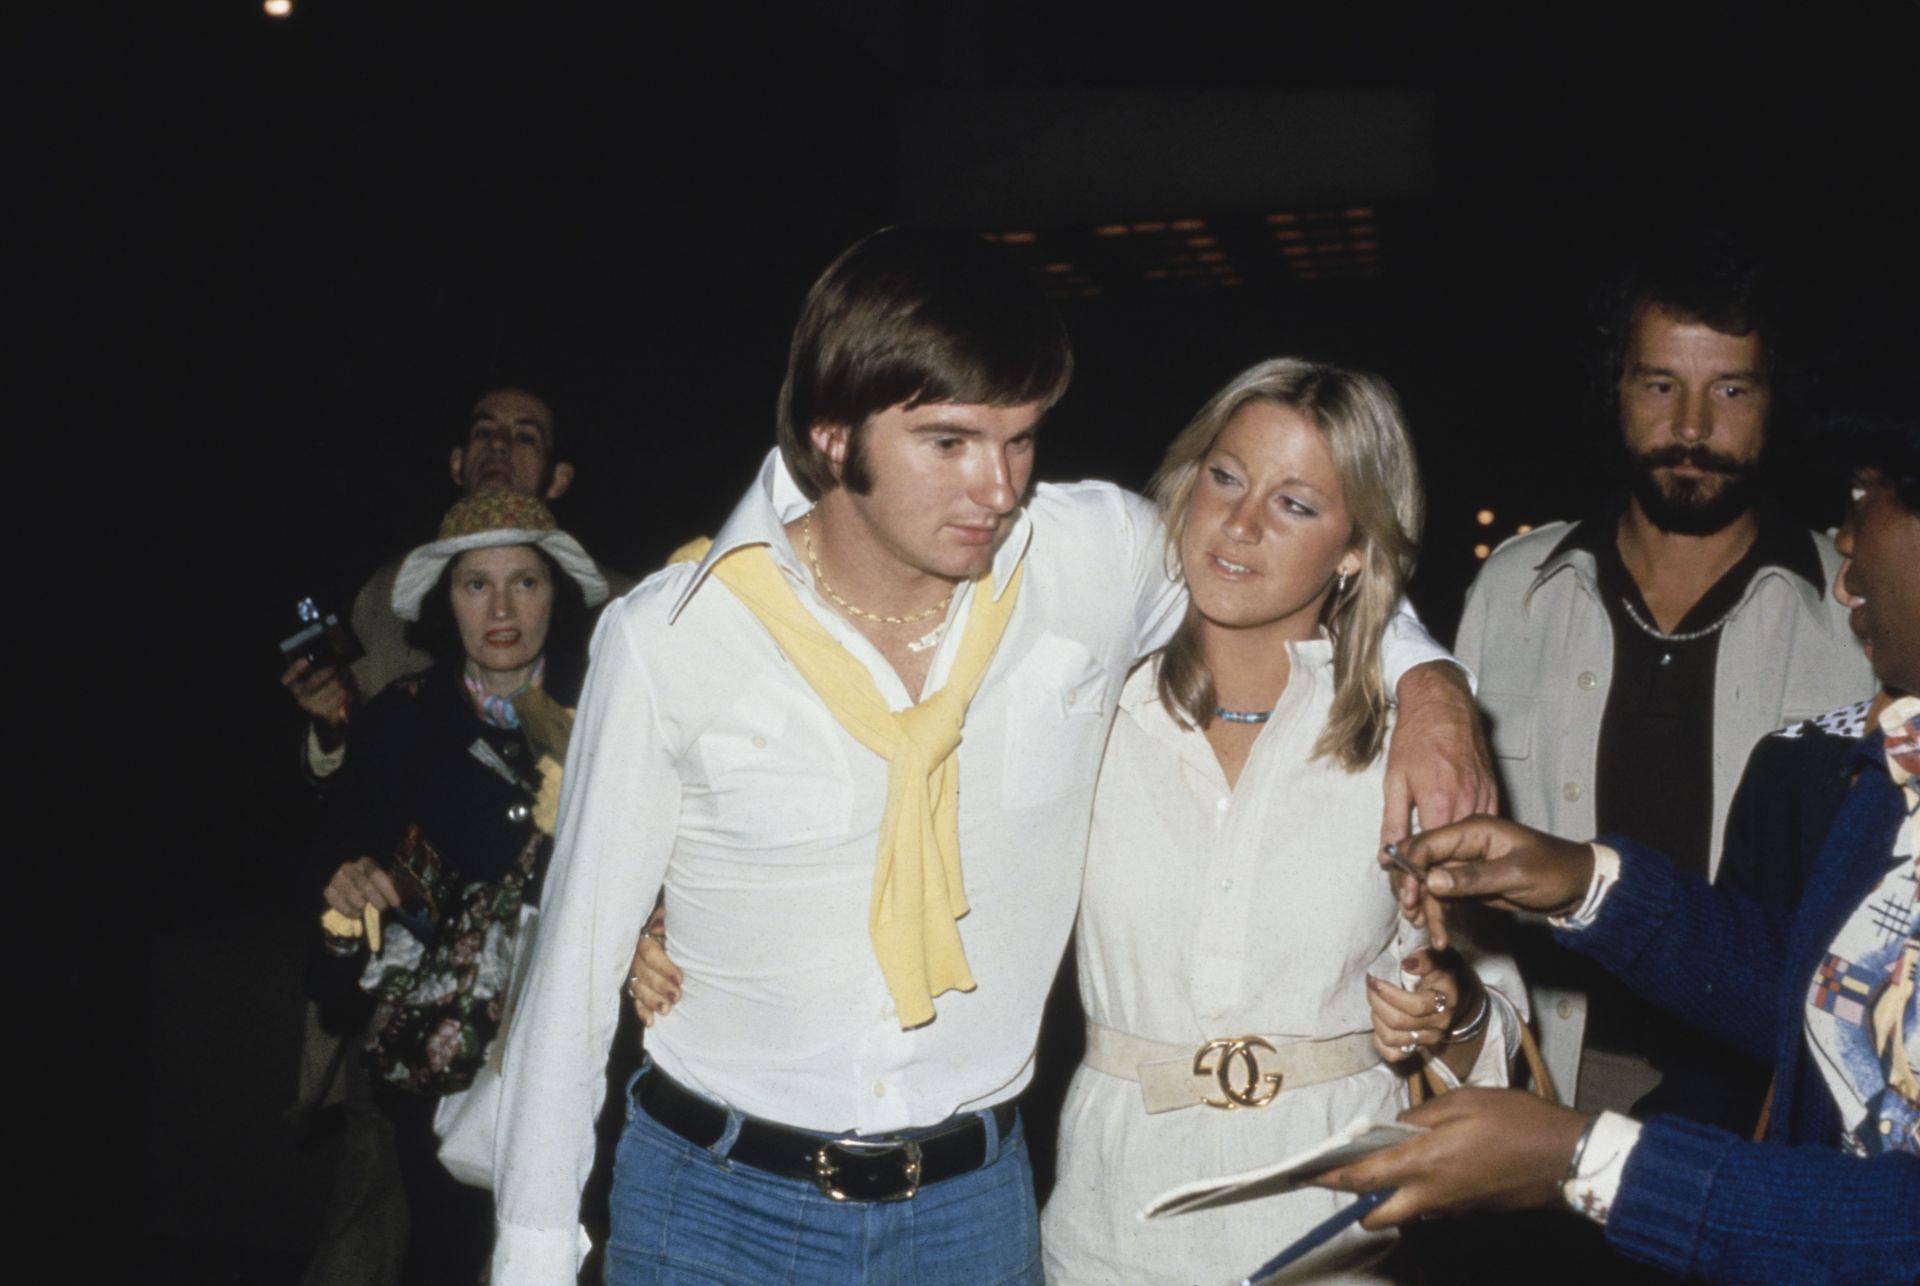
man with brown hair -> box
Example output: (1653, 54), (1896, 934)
(492, 228), (1493, 1283)
(1457, 245), (1874, 1113)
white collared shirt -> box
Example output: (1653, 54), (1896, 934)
(490, 451), (1456, 1280)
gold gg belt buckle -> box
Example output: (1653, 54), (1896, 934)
(1193, 1036), (1283, 1109)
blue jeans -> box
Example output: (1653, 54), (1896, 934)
(606, 1066), (1042, 1285)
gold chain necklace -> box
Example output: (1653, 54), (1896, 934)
(803, 511), (955, 626)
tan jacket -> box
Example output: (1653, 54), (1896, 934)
(1455, 519), (1873, 1100)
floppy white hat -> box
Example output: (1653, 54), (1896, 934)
(392, 490), (609, 621)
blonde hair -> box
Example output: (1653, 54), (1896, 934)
(1149, 357), (1425, 771)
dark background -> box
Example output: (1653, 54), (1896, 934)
(25, 1), (1916, 1278)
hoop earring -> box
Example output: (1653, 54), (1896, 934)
(1334, 569), (1350, 598)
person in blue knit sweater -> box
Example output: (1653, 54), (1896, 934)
(1323, 420), (1919, 1284)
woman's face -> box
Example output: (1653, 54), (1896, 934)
(1179, 400), (1361, 641)
(450, 545), (554, 692)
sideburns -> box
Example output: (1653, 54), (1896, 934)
(839, 422), (875, 495)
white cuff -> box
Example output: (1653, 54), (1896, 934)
(304, 724), (346, 779)
(1550, 843), (1621, 930)
(489, 1220), (591, 1286)
(1560, 1110), (1641, 1226)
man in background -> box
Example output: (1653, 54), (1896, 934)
(1456, 245), (1873, 1114)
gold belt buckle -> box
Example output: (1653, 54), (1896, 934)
(1193, 1036), (1282, 1109)
(810, 1137), (924, 1201)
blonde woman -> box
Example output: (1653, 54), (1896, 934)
(1039, 358), (1520, 1284)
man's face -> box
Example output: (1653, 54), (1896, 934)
(450, 390), (573, 500)
(1617, 302), (1769, 535)
(811, 400), (1042, 582)
(1835, 470), (1920, 694)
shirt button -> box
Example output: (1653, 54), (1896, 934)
(873, 1082), (887, 1099)
(1577, 672), (1598, 690)
(507, 803), (531, 823)
(1557, 999), (1574, 1019)
(1215, 799), (1229, 813)
(1219, 878), (1233, 892)
(751, 735), (767, 749)
(1562, 782), (1582, 802)
(1065, 690), (1078, 708)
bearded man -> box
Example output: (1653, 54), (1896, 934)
(1455, 247), (1874, 1115)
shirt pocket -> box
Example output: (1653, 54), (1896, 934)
(1479, 692), (1535, 762)
(999, 635), (1114, 811)
(689, 691), (857, 849)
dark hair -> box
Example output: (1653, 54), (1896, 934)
(1597, 231), (1777, 385)
(775, 227), (1074, 500)
(459, 384), (563, 458)
(1833, 414), (1920, 512)
(405, 545), (589, 704)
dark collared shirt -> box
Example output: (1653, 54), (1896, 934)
(1554, 498), (1828, 881)
(1552, 499), (1827, 1068)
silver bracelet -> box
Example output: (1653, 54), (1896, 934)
(1444, 990), (1490, 1042)
(1564, 1114), (1600, 1181)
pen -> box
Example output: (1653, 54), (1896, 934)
(1381, 841), (1422, 886)
(1241, 1188), (1393, 1284)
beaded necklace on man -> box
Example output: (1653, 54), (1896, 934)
(803, 510), (956, 652)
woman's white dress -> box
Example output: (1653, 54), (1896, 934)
(1041, 641), (1516, 1285)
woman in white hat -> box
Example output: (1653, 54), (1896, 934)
(308, 491), (609, 1286)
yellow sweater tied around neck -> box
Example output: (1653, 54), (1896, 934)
(671, 535), (1024, 1029)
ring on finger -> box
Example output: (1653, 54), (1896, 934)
(1400, 1038), (1418, 1055)
(1433, 992), (1448, 1015)
(625, 976), (645, 998)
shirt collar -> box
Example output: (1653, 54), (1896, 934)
(1535, 494), (1830, 612)
(1548, 496), (1824, 585)
(669, 449), (1035, 622)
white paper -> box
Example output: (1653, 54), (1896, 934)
(1141, 1116), (1426, 1219)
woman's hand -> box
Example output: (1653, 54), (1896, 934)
(282, 656), (356, 730)
(323, 856), (400, 919)
(1367, 949), (1481, 1067)
(626, 906), (681, 1028)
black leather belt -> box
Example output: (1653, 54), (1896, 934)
(636, 1068), (1017, 1202)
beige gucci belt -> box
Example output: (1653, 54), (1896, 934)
(1083, 1021), (1382, 1114)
